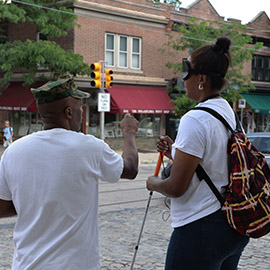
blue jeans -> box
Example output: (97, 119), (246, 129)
(165, 209), (249, 270)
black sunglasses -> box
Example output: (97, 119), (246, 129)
(182, 58), (223, 81)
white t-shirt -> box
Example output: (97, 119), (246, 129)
(0, 128), (123, 270)
(171, 98), (236, 228)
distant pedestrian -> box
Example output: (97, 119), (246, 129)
(0, 75), (139, 270)
(147, 37), (249, 269)
(2, 120), (13, 148)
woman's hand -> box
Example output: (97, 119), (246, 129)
(157, 136), (174, 160)
(146, 175), (161, 192)
(146, 149), (201, 198)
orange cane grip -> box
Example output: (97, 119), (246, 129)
(154, 152), (164, 176)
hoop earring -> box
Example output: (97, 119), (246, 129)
(198, 83), (204, 91)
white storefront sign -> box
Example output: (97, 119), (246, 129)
(238, 99), (246, 109)
(98, 93), (110, 112)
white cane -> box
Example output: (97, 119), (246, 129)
(130, 152), (164, 270)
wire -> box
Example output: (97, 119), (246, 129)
(11, 0), (269, 34)
(160, 154), (171, 222)
(8, 0), (269, 52)
(11, 0), (76, 16)
(174, 35), (263, 52)
(162, 210), (170, 222)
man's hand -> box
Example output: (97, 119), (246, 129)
(120, 114), (139, 179)
(120, 113), (139, 135)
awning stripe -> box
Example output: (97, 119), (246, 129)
(241, 93), (270, 114)
(106, 85), (174, 114)
(0, 82), (40, 112)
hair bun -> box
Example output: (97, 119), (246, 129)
(212, 37), (231, 54)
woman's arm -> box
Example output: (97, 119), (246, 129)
(147, 149), (200, 197)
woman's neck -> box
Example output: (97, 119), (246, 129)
(199, 92), (220, 103)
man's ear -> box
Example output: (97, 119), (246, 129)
(64, 106), (73, 119)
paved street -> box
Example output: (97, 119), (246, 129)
(0, 155), (270, 269)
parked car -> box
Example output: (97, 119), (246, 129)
(246, 132), (270, 167)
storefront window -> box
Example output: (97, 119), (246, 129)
(136, 115), (160, 137)
(87, 105), (99, 137)
(86, 107), (163, 139)
(264, 114), (270, 132)
(100, 114), (161, 139)
(11, 111), (42, 139)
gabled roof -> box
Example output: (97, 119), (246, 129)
(246, 11), (270, 36)
(187, 0), (221, 19)
(248, 11), (270, 24)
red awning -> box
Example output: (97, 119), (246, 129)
(106, 85), (174, 114)
(0, 82), (39, 112)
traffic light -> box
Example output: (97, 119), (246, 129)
(105, 69), (113, 88)
(90, 62), (102, 88)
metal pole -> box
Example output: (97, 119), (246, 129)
(99, 60), (105, 140)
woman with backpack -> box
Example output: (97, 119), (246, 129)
(146, 37), (250, 270)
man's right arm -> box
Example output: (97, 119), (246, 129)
(0, 199), (17, 218)
(120, 114), (139, 179)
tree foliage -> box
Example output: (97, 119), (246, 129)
(153, 0), (181, 9)
(0, 0), (91, 86)
(164, 18), (263, 117)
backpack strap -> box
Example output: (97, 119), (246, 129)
(192, 107), (235, 134)
(196, 164), (225, 205)
(191, 106), (236, 206)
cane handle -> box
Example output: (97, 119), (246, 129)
(154, 152), (164, 176)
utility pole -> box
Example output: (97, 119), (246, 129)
(90, 61), (113, 140)
(100, 61), (105, 140)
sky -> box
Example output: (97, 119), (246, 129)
(179, 0), (270, 24)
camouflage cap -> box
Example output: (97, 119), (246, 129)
(31, 75), (90, 105)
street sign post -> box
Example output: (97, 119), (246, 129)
(238, 99), (246, 124)
(90, 60), (113, 140)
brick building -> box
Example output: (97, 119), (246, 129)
(0, 0), (269, 143)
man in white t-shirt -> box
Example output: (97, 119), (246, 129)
(0, 75), (139, 270)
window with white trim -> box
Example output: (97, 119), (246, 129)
(131, 37), (141, 69)
(119, 36), (128, 68)
(105, 33), (115, 67)
(105, 33), (141, 70)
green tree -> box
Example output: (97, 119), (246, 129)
(164, 17), (263, 117)
(152, 0), (181, 9)
(0, 0), (91, 86)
